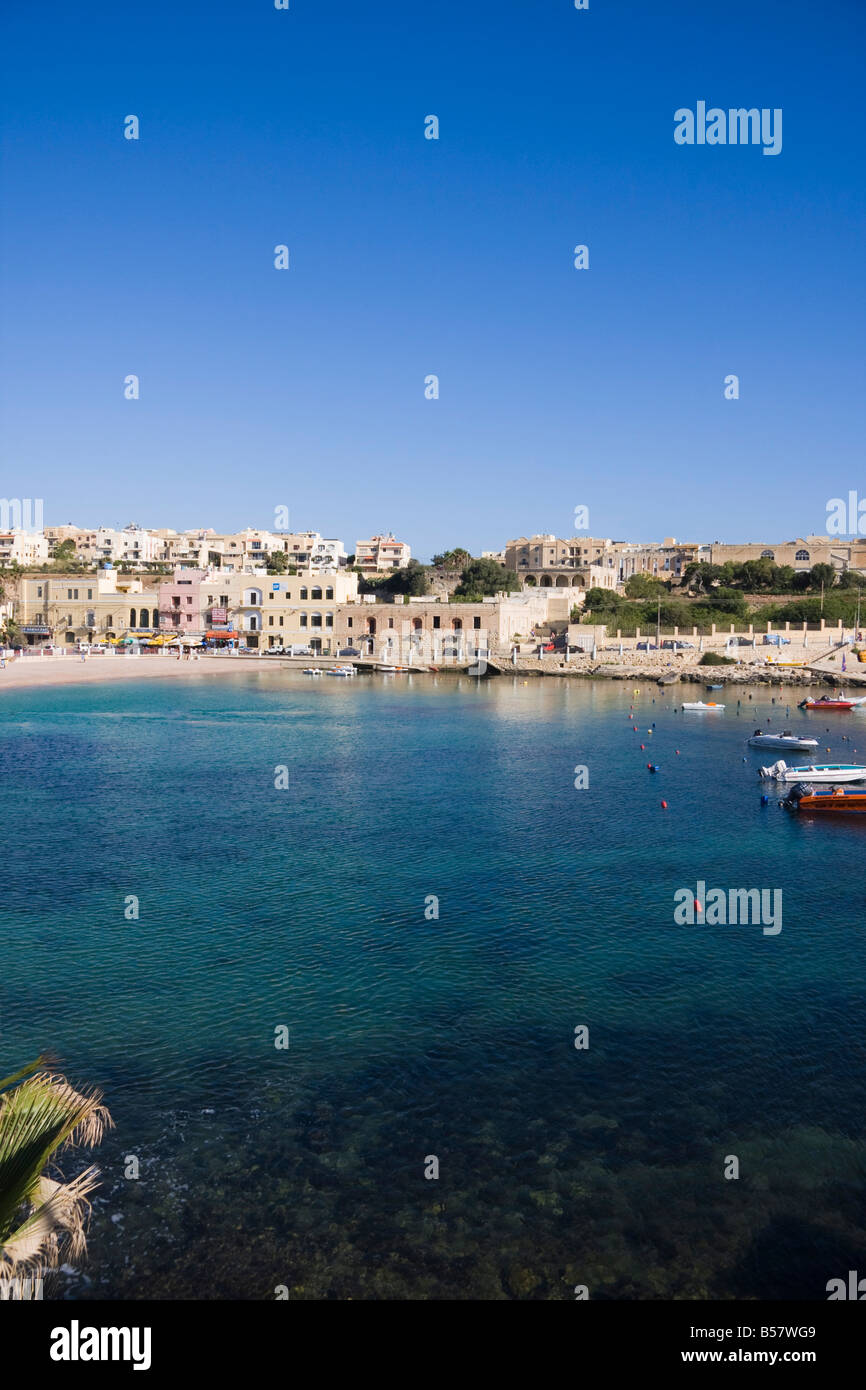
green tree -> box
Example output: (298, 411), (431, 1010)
(454, 559), (520, 599)
(624, 573), (665, 599)
(809, 563), (836, 591)
(53, 540), (78, 565)
(266, 551), (288, 574)
(432, 548), (472, 569)
(382, 559), (430, 596)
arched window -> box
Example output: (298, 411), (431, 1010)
(452, 618), (463, 630)
(248, 615), (259, 631)
(300, 614), (308, 627)
(311, 612), (322, 628)
(795, 549), (810, 562)
(300, 587), (308, 600)
(326, 587), (334, 600)
(761, 550), (775, 560)
(311, 586), (322, 600)
(129, 608), (137, 628)
(540, 575), (552, 588)
(413, 618), (423, 630)
(85, 610), (95, 628)
(152, 609), (159, 628)
(244, 588), (262, 606)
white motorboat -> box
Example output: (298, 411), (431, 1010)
(326, 665), (356, 677)
(682, 700), (725, 711)
(302, 668), (323, 676)
(759, 759), (866, 784)
(747, 730), (820, 750)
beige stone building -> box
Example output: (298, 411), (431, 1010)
(706, 536), (866, 574)
(17, 570), (160, 645)
(214, 568), (361, 652)
(333, 589), (572, 663)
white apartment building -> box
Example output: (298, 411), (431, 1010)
(354, 534), (411, 571)
(0, 530), (50, 565)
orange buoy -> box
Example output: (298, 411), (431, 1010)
(661, 800), (668, 809)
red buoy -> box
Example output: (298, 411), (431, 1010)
(661, 800), (668, 809)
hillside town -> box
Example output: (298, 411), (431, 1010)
(1, 521), (865, 671)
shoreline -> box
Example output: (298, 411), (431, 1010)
(0, 652), (862, 693)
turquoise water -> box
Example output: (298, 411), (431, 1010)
(2, 671), (865, 1299)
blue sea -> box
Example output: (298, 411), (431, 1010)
(1, 671), (865, 1300)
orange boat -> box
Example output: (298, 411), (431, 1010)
(783, 783), (866, 814)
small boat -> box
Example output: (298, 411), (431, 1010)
(682, 700), (725, 711)
(783, 782), (866, 814)
(325, 665), (356, 677)
(748, 730), (820, 750)
(759, 759), (866, 784)
(798, 696), (856, 711)
(302, 667), (323, 676)
(705, 683), (724, 690)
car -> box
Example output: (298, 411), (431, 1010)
(264, 645), (285, 655)
(762, 633), (791, 645)
(661, 640), (695, 650)
(636, 641), (658, 651)
(339, 647), (360, 657)
(288, 644), (313, 656)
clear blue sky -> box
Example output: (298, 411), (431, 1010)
(1, 0), (864, 560)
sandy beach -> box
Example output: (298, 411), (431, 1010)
(0, 654), (281, 693)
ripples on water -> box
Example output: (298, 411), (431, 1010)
(1, 673), (865, 1298)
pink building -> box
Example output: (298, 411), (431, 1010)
(158, 569), (206, 633)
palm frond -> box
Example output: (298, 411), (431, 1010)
(0, 1071), (112, 1265)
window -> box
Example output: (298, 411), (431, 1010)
(474, 616), (481, 629)
(37, 585), (42, 597)
(311, 613), (322, 627)
(300, 614), (308, 628)
(311, 587), (322, 600)
(87, 589), (93, 600)
(106, 615), (113, 628)
(326, 587), (334, 600)
(326, 615), (333, 628)
(452, 619), (462, 631)
(795, 549), (810, 561)
(388, 618), (394, 629)
(347, 617), (353, 628)
(152, 609), (158, 628)
(300, 587), (308, 600)
(433, 616), (440, 629)
(67, 589), (72, 599)
(268, 616), (274, 626)
(279, 616), (284, 626)
(130, 609), (137, 627)
(86, 610), (95, 628)
(761, 550), (775, 560)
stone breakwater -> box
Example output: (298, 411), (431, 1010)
(502, 656), (858, 687)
